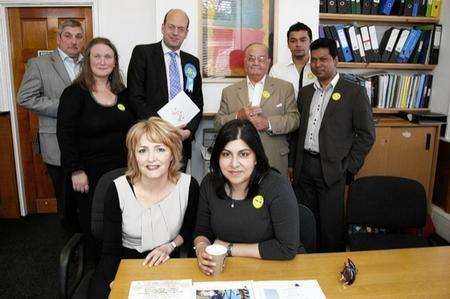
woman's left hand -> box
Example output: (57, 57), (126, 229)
(142, 243), (173, 267)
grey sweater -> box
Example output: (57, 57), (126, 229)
(195, 170), (302, 260)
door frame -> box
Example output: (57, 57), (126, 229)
(0, 0), (100, 216)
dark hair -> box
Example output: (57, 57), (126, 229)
(163, 9), (190, 29)
(287, 22), (312, 41)
(310, 38), (338, 59)
(74, 37), (125, 94)
(210, 119), (270, 200)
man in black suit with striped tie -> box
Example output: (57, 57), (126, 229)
(127, 8), (203, 170)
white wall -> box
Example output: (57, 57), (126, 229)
(96, 0), (156, 79)
(97, 0), (319, 113)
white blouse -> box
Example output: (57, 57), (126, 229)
(113, 173), (191, 253)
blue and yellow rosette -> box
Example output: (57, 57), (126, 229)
(184, 63), (197, 92)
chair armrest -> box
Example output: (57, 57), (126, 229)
(59, 233), (84, 299)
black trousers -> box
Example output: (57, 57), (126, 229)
(46, 164), (79, 231)
(295, 151), (345, 252)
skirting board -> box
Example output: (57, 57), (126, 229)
(432, 204), (450, 242)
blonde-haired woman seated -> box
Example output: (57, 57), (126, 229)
(89, 117), (199, 298)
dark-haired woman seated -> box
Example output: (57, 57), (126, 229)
(194, 119), (302, 275)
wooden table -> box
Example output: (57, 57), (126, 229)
(110, 246), (450, 298)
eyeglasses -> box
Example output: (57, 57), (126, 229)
(246, 55), (268, 64)
(166, 24), (187, 34)
(340, 258), (357, 285)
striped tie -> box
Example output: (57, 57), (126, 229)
(168, 51), (181, 100)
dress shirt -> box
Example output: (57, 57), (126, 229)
(247, 75), (266, 107)
(162, 41), (184, 99)
(58, 48), (82, 81)
(269, 59), (315, 98)
(304, 73), (340, 153)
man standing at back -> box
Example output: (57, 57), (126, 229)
(270, 22), (316, 181)
(292, 38), (375, 252)
(270, 22), (315, 99)
(17, 19), (84, 230)
(127, 9), (203, 170)
(215, 43), (299, 176)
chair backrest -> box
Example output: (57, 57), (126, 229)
(91, 168), (127, 240)
(298, 203), (317, 253)
(347, 176), (427, 229)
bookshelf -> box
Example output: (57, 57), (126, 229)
(337, 62), (435, 70)
(320, 9), (443, 204)
(319, 13), (440, 114)
(372, 107), (430, 114)
(320, 13), (440, 24)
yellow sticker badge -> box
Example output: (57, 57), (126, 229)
(307, 72), (315, 80)
(332, 92), (341, 101)
(117, 103), (126, 111)
(262, 90), (271, 99)
(252, 195), (264, 209)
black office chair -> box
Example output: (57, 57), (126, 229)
(59, 167), (126, 299)
(298, 203), (317, 253)
(347, 176), (430, 251)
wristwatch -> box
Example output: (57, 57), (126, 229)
(170, 241), (177, 250)
(227, 243), (234, 257)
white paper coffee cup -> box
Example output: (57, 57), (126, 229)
(205, 244), (227, 275)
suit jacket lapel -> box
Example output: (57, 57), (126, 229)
(302, 86), (314, 123)
(51, 50), (71, 85)
(180, 52), (187, 93)
(321, 78), (343, 130)
(260, 77), (275, 108)
(156, 42), (169, 100)
(237, 80), (250, 107)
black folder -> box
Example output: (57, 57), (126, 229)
(320, 0), (327, 12)
(362, 0), (372, 14)
(329, 25), (346, 62)
(371, 0), (381, 14)
(404, 0), (414, 16)
(429, 24), (442, 65)
(338, 0), (351, 13)
(327, 0), (338, 12)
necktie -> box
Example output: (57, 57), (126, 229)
(168, 51), (182, 100)
(298, 66), (305, 90)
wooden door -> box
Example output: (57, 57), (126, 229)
(8, 7), (93, 213)
(387, 126), (437, 199)
(0, 113), (20, 218)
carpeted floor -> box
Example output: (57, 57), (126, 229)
(0, 214), (72, 299)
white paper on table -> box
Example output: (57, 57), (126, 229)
(253, 280), (326, 299)
(157, 91), (200, 127)
(128, 279), (194, 299)
(193, 280), (256, 298)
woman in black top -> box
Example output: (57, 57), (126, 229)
(57, 37), (134, 261)
(194, 119), (302, 276)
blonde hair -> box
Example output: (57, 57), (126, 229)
(125, 117), (182, 184)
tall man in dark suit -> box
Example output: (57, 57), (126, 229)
(292, 38), (375, 252)
(127, 9), (203, 170)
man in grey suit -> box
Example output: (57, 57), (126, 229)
(215, 43), (299, 176)
(17, 19), (84, 228)
(292, 38), (375, 252)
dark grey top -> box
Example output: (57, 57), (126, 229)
(195, 170), (302, 260)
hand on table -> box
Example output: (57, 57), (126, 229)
(143, 243), (173, 267)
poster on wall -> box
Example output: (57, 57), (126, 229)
(200, 0), (274, 78)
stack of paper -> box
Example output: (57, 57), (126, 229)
(128, 279), (326, 299)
